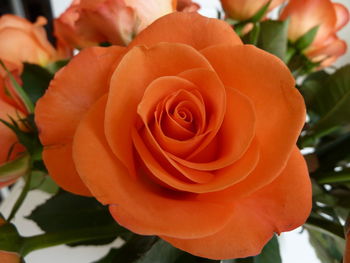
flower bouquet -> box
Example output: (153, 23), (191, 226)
(0, 0), (349, 262)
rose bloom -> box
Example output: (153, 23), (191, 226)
(280, 0), (349, 67)
(54, 0), (198, 53)
(36, 13), (311, 259)
(0, 15), (59, 66)
(220, 0), (287, 21)
(0, 61), (27, 188)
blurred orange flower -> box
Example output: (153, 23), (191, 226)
(0, 15), (59, 66)
(280, 0), (349, 67)
(0, 61), (27, 188)
(55, 0), (180, 52)
(220, 0), (287, 21)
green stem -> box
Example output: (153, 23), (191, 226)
(317, 171), (350, 184)
(7, 170), (32, 222)
(21, 224), (124, 256)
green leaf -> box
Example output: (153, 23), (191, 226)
(302, 66), (350, 134)
(255, 236), (281, 263)
(242, 23), (260, 45)
(257, 20), (289, 61)
(0, 217), (23, 253)
(29, 171), (59, 194)
(295, 26), (319, 51)
(93, 238), (219, 263)
(307, 228), (344, 263)
(0, 114), (42, 157)
(0, 153), (30, 183)
(21, 63), (53, 105)
(249, 1), (271, 22)
(27, 191), (126, 247)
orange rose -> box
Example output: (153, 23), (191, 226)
(0, 61), (27, 188)
(0, 216), (21, 263)
(54, 0), (177, 52)
(280, 0), (349, 67)
(0, 15), (59, 66)
(35, 13), (311, 259)
(221, 0), (287, 21)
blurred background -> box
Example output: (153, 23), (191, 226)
(0, 0), (349, 262)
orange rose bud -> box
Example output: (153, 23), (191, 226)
(280, 0), (349, 67)
(0, 15), (59, 66)
(221, 0), (287, 21)
(0, 61), (28, 188)
(36, 13), (311, 259)
(54, 0), (176, 52)
(0, 217), (21, 263)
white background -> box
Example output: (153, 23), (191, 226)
(2, 0), (350, 262)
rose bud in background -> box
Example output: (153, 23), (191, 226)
(0, 15), (61, 66)
(0, 61), (29, 189)
(54, 0), (174, 51)
(280, 0), (349, 67)
(54, 0), (200, 54)
(177, 0), (200, 12)
(220, 0), (287, 21)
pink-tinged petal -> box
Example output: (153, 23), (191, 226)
(124, 0), (175, 32)
(334, 3), (350, 31)
(307, 35), (347, 67)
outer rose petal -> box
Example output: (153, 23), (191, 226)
(280, 0), (337, 44)
(73, 96), (234, 238)
(35, 46), (126, 195)
(201, 44), (305, 198)
(221, 0), (286, 21)
(163, 147), (312, 260)
(130, 12), (242, 50)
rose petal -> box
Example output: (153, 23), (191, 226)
(130, 12), (242, 50)
(201, 44), (305, 198)
(133, 127), (260, 192)
(104, 43), (213, 175)
(35, 46), (125, 195)
(163, 147), (311, 260)
(168, 74), (256, 170)
(334, 3), (350, 31)
(137, 76), (206, 157)
(73, 95), (234, 238)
